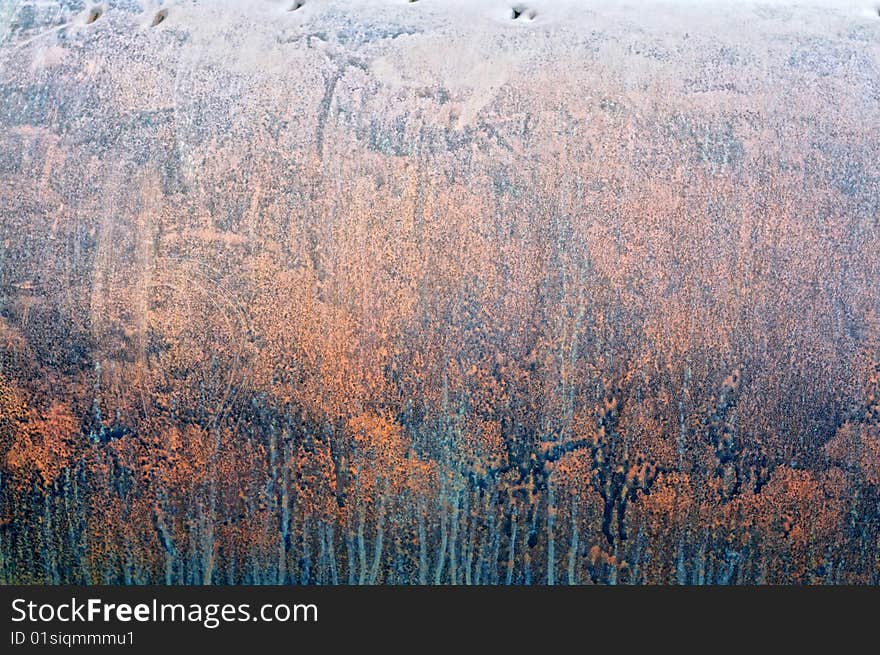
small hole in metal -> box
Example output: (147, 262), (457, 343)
(85, 7), (102, 24)
(511, 6), (536, 21)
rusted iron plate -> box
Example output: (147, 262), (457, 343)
(0, 1), (879, 584)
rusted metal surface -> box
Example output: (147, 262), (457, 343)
(0, 2), (879, 584)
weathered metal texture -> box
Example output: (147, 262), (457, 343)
(1, 1), (879, 584)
